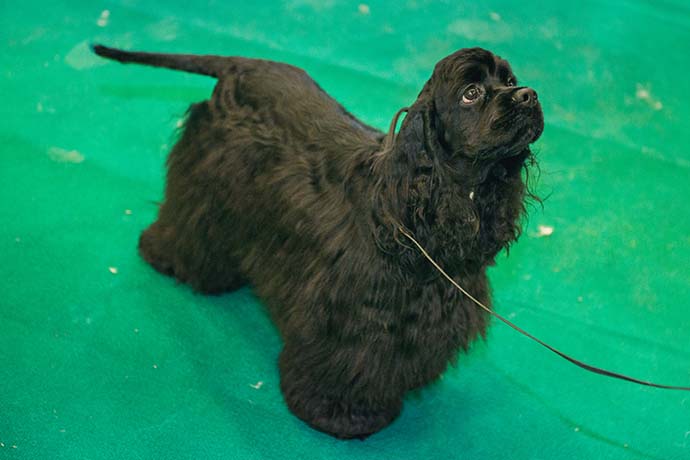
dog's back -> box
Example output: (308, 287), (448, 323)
(93, 45), (380, 142)
(94, 45), (383, 296)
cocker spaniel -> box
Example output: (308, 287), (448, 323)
(94, 45), (544, 439)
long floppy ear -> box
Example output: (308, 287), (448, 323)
(419, 99), (448, 159)
(371, 94), (438, 248)
(391, 82), (448, 164)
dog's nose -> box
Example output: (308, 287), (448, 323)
(513, 87), (538, 107)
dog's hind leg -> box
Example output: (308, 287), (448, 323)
(136, 98), (249, 295)
(139, 219), (247, 295)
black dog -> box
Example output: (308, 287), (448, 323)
(94, 45), (543, 439)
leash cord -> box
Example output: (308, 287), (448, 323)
(398, 226), (690, 391)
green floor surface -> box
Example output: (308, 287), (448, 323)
(1, 1), (689, 459)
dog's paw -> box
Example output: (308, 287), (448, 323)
(279, 345), (404, 439)
(282, 385), (402, 439)
(305, 399), (402, 440)
(139, 225), (175, 277)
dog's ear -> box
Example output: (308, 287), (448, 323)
(419, 98), (448, 158)
(396, 83), (449, 160)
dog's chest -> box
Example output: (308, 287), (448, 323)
(428, 177), (523, 266)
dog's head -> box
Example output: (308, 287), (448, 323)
(412, 48), (543, 160)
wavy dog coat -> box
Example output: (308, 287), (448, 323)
(93, 45), (542, 439)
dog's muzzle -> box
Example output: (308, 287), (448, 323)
(513, 87), (543, 142)
(512, 87), (538, 108)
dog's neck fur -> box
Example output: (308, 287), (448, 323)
(370, 103), (530, 276)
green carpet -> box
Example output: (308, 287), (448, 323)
(2, 1), (689, 458)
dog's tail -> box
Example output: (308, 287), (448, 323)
(92, 44), (230, 78)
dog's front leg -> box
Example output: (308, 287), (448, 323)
(278, 341), (403, 439)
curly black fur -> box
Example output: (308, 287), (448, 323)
(93, 45), (544, 439)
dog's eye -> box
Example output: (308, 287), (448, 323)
(506, 78), (516, 87)
(462, 85), (482, 104)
